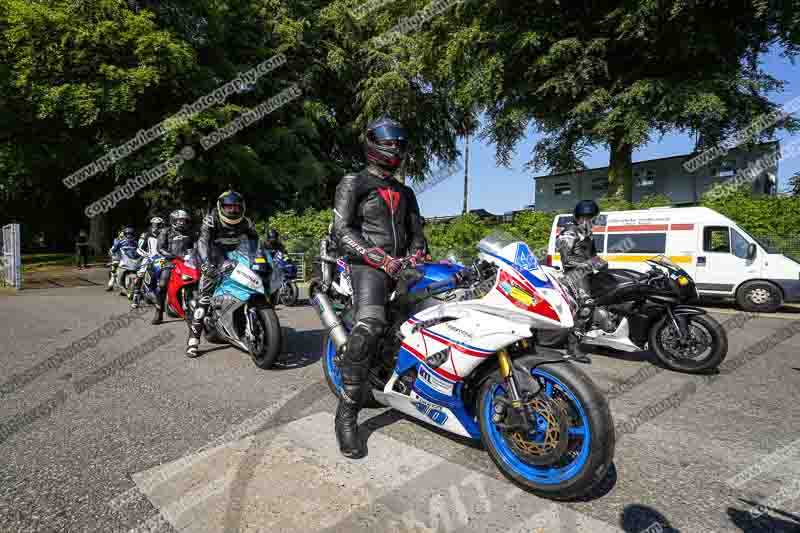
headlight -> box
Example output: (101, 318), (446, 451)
(181, 274), (193, 281)
(677, 276), (689, 286)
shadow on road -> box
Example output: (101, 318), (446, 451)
(620, 504), (681, 532)
(728, 500), (800, 533)
(272, 327), (325, 370)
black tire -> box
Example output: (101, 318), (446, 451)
(736, 280), (783, 313)
(649, 314), (727, 373)
(250, 307), (283, 369)
(308, 278), (322, 303)
(478, 358), (615, 499)
(321, 331), (381, 408)
(280, 282), (299, 307)
(536, 329), (569, 348)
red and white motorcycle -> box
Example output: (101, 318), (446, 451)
(315, 233), (615, 499)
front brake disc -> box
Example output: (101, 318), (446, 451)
(504, 395), (570, 465)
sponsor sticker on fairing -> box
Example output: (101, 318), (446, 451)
(418, 367), (454, 395)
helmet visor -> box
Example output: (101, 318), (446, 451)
(221, 204), (243, 217)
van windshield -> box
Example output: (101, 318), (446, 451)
(737, 227), (800, 265)
(736, 227), (781, 254)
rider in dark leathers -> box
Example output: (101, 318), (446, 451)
(262, 229), (286, 256)
(555, 199), (606, 363)
(152, 209), (195, 325)
(186, 191), (259, 357)
(332, 117), (426, 458)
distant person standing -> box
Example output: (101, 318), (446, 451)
(75, 229), (89, 269)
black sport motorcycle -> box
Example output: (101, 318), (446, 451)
(540, 256), (728, 373)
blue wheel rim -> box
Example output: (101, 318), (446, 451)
(483, 368), (591, 484)
(326, 336), (343, 394)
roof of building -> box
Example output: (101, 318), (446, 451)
(533, 140), (779, 180)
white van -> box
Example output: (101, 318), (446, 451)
(545, 206), (800, 312)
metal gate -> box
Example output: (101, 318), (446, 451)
(1, 224), (22, 289)
(288, 253), (306, 281)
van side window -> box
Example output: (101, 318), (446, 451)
(731, 229), (750, 259)
(593, 235), (605, 253)
(703, 226), (730, 253)
(607, 233), (666, 254)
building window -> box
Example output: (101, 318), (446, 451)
(591, 176), (608, 192)
(635, 169), (655, 187)
(554, 182), (572, 196)
(703, 226), (730, 253)
(607, 233), (666, 254)
(502, 212), (514, 223)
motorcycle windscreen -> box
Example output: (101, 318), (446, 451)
(477, 233), (552, 289)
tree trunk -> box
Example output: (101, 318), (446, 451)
(608, 137), (633, 202)
(89, 211), (109, 259)
(462, 133), (470, 215)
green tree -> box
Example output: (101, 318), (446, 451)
(403, 0), (800, 201)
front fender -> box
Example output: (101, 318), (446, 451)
(671, 305), (707, 316)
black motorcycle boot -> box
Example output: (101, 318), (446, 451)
(151, 304), (164, 325)
(566, 331), (591, 363)
(151, 291), (166, 324)
(131, 276), (144, 308)
(335, 363), (367, 459)
(186, 301), (207, 357)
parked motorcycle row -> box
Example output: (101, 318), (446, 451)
(104, 227), (728, 500)
(106, 235), (299, 369)
(310, 232), (729, 498)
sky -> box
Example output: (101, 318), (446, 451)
(415, 47), (800, 217)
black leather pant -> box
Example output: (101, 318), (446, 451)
(339, 264), (393, 402)
(189, 262), (222, 340)
(564, 266), (593, 334)
(155, 264), (173, 311)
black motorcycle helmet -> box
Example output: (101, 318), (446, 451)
(170, 209), (191, 233)
(217, 190), (245, 226)
(264, 228), (279, 247)
(573, 200), (600, 221)
(364, 116), (409, 172)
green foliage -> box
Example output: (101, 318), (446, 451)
(597, 192), (673, 212)
(701, 186), (800, 238)
(258, 208), (333, 254)
(424, 213), (491, 262)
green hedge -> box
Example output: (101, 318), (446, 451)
(261, 190), (800, 266)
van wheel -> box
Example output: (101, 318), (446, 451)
(736, 281), (783, 313)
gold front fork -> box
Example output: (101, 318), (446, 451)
(497, 348), (522, 408)
(498, 349), (512, 378)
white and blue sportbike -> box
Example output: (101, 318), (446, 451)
(315, 234), (615, 498)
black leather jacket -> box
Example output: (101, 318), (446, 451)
(197, 210), (259, 265)
(157, 228), (195, 260)
(333, 168), (426, 263)
(556, 222), (596, 270)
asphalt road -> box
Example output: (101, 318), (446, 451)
(1, 268), (799, 533)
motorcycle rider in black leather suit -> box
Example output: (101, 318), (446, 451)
(555, 199), (607, 363)
(131, 217), (164, 309)
(332, 117), (427, 458)
(262, 228), (287, 256)
(152, 209), (195, 325)
(186, 191), (259, 357)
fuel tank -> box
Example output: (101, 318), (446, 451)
(590, 268), (647, 306)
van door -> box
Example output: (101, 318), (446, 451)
(694, 225), (759, 295)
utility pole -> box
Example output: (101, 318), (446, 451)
(462, 132), (470, 215)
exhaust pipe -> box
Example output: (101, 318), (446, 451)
(312, 292), (348, 350)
